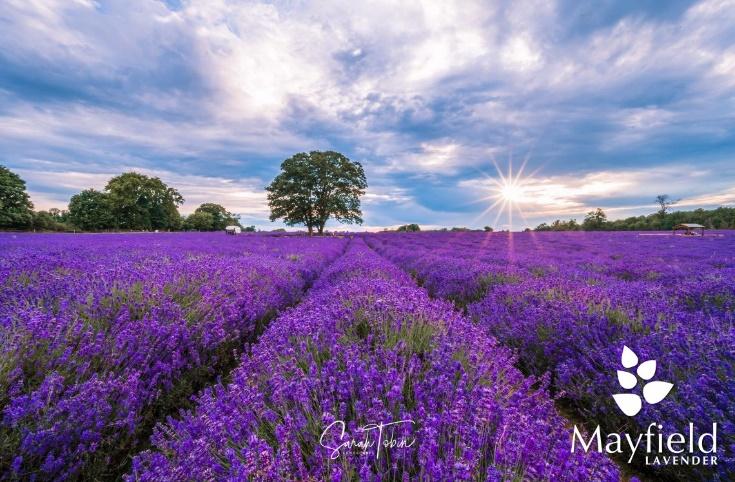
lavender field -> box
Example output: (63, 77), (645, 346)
(1, 231), (733, 481)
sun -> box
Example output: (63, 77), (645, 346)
(500, 182), (524, 202)
(472, 157), (536, 230)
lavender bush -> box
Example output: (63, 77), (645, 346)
(129, 239), (618, 481)
(0, 233), (346, 479)
(4, 230), (728, 480)
(367, 231), (734, 480)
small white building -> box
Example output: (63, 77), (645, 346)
(225, 225), (242, 235)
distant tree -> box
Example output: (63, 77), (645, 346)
(266, 151), (367, 235)
(583, 208), (608, 230)
(68, 189), (114, 231)
(183, 211), (215, 231)
(47, 208), (68, 222)
(36, 208), (71, 230)
(0, 165), (34, 228)
(31, 211), (54, 230)
(534, 206), (735, 232)
(655, 194), (677, 217)
(535, 219), (581, 231)
(31, 211), (70, 231)
(397, 223), (420, 232)
(557, 219), (580, 231)
(271, 228), (287, 232)
(243, 225), (256, 232)
(483, 226), (493, 232)
(105, 172), (183, 230)
(190, 203), (240, 230)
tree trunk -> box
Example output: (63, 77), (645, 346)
(317, 223), (324, 235)
(307, 225), (313, 236)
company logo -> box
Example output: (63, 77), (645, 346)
(613, 345), (673, 416)
(571, 345), (718, 468)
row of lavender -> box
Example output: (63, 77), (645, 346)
(128, 239), (619, 481)
(366, 231), (735, 480)
(0, 233), (346, 480)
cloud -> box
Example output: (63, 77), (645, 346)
(1, 0), (734, 229)
(460, 162), (735, 224)
(501, 36), (542, 72)
(677, 186), (735, 208)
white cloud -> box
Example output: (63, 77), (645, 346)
(379, 141), (502, 176)
(501, 36), (542, 72)
(363, 186), (412, 205)
(678, 186), (735, 208)
(0, 102), (310, 159)
(2, 0), (735, 229)
(395, 141), (460, 173)
(459, 163), (734, 219)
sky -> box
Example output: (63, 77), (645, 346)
(1, 0), (734, 231)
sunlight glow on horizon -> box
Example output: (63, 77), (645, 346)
(471, 157), (537, 231)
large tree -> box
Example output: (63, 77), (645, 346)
(68, 189), (114, 231)
(0, 165), (34, 228)
(105, 172), (183, 230)
(266, 151), (367, 234)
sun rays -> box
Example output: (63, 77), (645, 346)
(472, 156), (538, 231)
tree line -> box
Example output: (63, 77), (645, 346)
(534, 195), (735, 231)
(1, 150), (367, 234)
(5, 157), (732, 234)
(0, 166), (253, 232)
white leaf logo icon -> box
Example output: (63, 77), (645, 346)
(637, 360), (656, 380)
(613, 393), (642, 416)
(613, 346), (673, 416)
(617, 370), (637, 389)
(621, 345), (638, 368)
(643, 381), (673, 404)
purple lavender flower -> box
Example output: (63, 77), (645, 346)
(129, 239), (618, 481)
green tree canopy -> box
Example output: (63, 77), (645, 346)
(68, 189), (114, 231)
(0, 165), (34, 228)
(192, 203), (240, 230)
(183, 211), (215, 231)
(583, 208), (608, 231)
(535, 206), (735, 231)
(266, 151), (367, 235)
(105, 172), (183, 230)
(397, 223), (420, 232)
(32, 211), (70, 231)
(535, 219), (581, 231)
(47, 208), (68, 222)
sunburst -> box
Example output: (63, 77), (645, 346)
(474, 157), (535, 231)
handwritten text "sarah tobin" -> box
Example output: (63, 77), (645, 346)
(319, 419), (416, 460)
